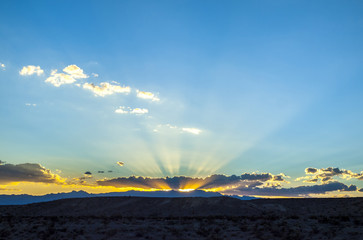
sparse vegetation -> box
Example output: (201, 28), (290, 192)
(0, 197), (361, 239)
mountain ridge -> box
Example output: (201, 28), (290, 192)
(0, 189), (241, 205)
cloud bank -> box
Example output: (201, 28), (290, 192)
(97, 173), (287, 191)
(0, 163), (64, 184)
(223, 182), (358, 197)
(297, 167), (363, 183)
(96, 169), (362, 197)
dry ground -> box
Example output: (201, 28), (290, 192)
(0, 197), (362, 239)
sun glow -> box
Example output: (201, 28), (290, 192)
(178, 189), (195, 192)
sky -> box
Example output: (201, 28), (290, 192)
(0, 0), (363, 197)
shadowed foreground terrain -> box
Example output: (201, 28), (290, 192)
(0, 197), (362, 239)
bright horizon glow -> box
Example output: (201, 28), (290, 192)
(178, 189), (195, 192)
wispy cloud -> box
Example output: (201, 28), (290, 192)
(153, 124), (202, 135)
(83, 82), (131, 97)
(25, 103), (37, 107)
(136, 90), (160, 102)
(182, 128), (202, 135)
(19, 65), (44, 76)
(115, 106), (148, 115)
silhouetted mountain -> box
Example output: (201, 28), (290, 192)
(228, 195), (259, 200)
(0, 190), (223, 205)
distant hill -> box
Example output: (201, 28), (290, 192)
(228, 195), (259, 200)
(0, 190), (225, 205)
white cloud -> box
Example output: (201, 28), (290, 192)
(131, 108), (148, 114)
(115, 106), (129, 114)
(45, 64), (89, 87)
(0, 63), (5, 70)
(63, 65), (88, 79)
(45, 70), (76, 87)
(19, 65), (44, 76)
(83, 82), (131, 97)
(136, 90), (160, 102)
(25, 103), (37, 107)
(92, 73), (99, 77)
(115, 106), (148, 115)
(182, 128), (202, 135)
(153, 124), (202, 135)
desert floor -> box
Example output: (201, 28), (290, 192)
(0, 214), (362, 240)
(0, 197), (362, 239)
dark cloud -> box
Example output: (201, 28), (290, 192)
(98, 171), (104, 173)
(0, 163), (63, 184)
(0, 160), (5, 165)
(108, 170), (113, 173)
(84, 171), (92, 175)
(97, 173), (287, 190)
(305, 167), (318, 174)
(96, 171), (361, 197)
(358, 188), (363, 192)
(272, 175), (285, 181)
(299, 167), (363, 183)
(98, 176), (190, 189)
(222, 182), (358, 197)
(345, 185), (357, 191)
(305, 178), (318, 183)
(240, 173), (272, 181)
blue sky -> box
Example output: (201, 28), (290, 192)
(0, 0), (363, 196)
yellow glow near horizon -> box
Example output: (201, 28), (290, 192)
(1, 181), (361, 198)
(178, 189), (195, 192)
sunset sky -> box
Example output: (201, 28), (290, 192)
(0, 0), (363, 197)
